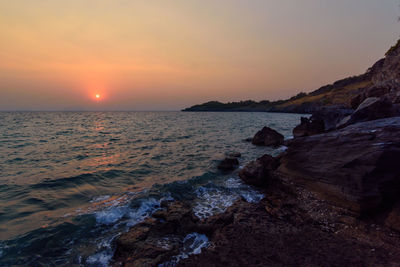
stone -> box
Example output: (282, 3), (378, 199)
(279, 117), (400, 214)
(252, 127), (284, 146)
(337, 97), (396, 129)
(239, 154), (280, 187)
(217, 157), (239, 171)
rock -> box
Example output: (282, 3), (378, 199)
(351, 93), (366, 110)
(366, 86), (390, 98)
(293, 117), (325, 138)
(217, 157), (239, 171)
(372, 40), (400, 90)
(385, 201), (400, 232)
(239, 154), (280, 187)
(279, 117), (400, 214)
(243, 138), (253, 142)
(293, 108), (352, 137)
(252, 127), (284, 146)
(113, 201), (201, 266)
(337, 97), (397, 129)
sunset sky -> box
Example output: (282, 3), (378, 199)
(0, 0), (399, 111)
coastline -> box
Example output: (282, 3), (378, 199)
(112, 39), (400, 266)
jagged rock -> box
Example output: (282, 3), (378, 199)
(279, 117), (400, 214)
(337, 97), (397, 129)
(293, 117), (324, 138)
(293, 108), (352, 137)
(372, 40), (400, 89)
(113, 201), (201, 267)
(252, 127), (284, 146)
(217, 157), (239, 171)
(239, 154), (280, 187)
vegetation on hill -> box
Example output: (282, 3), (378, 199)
(183, 74), (371, 113)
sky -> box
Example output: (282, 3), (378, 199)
(0, 0), (399, 111)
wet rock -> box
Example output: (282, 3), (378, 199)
(280, 117), (400, 214)
(113, 201), (202, 267)
(337, 97), (397, 129)
(243, 137), (253, 143)
(252, 127), (284, 146)
(217, 157), (239, 172)
(239, 154), (280, 187)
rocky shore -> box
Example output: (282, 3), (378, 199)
(112, 41), (400, 266)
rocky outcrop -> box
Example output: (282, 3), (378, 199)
(252, 127), (284, 146)
(181, 184), (400, 266)
(293, 108), (353, 137)
(279, 117), (400, 214)
(372, 40), (400, 89)
(337, 97), (398, 129)
(238, 154), (280, 187)
(113, 201), (204, 266)
(293, 117), (324, 138)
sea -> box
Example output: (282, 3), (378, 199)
(0, 111), (304, 266)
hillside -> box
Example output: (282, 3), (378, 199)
(183, 44), (392, 113)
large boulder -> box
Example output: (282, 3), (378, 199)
(252, 127), (284, 146)
(239, 154), (280, 187)
(337, 97), (397, 129)
(279, 117), (400, 214)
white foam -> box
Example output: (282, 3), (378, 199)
(90, 195), (111, 203)
(225, 177), (264, 203)
(159, 233), (209, 267)
(95, 205), (129, 225)
(193, 186), (238, 219)
(127, 198), (161, 227)
(86, 250), (113, 267)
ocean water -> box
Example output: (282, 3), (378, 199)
(0, 111), (303, 266)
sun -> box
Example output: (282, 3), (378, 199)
(95, 94), (101, 100)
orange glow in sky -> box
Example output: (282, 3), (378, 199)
(0, 1), (398, 111)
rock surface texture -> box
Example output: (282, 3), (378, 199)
(280, 117), (400, 214)
(238, 154), (280, 187)
(251, 126), (284, 146)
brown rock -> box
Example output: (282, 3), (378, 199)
(239, 154), (280, 187)
(252, 126), (284, 146)
(280, 117), (400, 214)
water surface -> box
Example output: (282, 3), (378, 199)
(0, 111), (303, 266)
